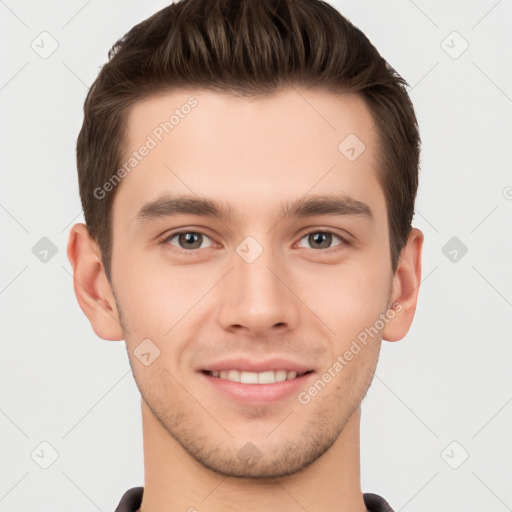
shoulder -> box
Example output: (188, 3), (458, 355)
(363, 492), (395, 512)
(114, 486), (144, 512)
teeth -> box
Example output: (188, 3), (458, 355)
(257, 371), (275, 384)
(208, 369), (306, 384)
(275, 370), (287, 382)
(241, 371), (259, 384)
(227, 369), (241, 382)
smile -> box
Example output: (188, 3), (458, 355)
(203, 369), (312, 384)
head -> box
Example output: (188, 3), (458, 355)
(68, 0), (423, 479)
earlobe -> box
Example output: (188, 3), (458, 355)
(67, 223), (124, 341)
(382, 227), (424, 342)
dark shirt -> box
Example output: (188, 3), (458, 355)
(114, 486), (395, 511)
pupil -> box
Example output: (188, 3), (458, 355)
(311, 232), (330, 248)
(181, 232), (201, 248)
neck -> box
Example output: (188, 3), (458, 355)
(138, 400), (367, 512)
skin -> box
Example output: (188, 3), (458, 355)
(68, 87), (423, 512)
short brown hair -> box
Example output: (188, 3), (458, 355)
(76, 0), (420, 281)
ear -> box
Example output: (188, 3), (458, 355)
(382, 227), (424, 342)
(67, 223), (124, 341)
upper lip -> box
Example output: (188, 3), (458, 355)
(199, 357), (314, 374)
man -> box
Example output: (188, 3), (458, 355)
(67, 0), (423, 510)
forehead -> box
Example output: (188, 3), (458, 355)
(114, 86), (385, 228)
(125, 86), (377, 156)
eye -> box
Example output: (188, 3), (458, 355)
(164, 231), (214, 251)
(297, 230), (346, 251)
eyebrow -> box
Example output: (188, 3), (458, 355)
(134, 193), (373, 225)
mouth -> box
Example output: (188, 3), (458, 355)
(201, 368), (314, 384)
(198, 359), (316, 404)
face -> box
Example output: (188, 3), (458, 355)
(109, 87), (394, 478)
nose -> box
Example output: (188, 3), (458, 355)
(217, 238), (300, 337)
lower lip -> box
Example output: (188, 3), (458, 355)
(199, 371), (315, 405)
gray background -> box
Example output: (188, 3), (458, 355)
(1, 0), (511, 510)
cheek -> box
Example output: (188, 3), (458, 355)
(113, 245), (218, 342)
(112, 250), (162, 335)
(293, 256), (391, 340)
(121, 276), (188, 337)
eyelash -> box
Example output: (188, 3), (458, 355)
(161, 229), (350, 254)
